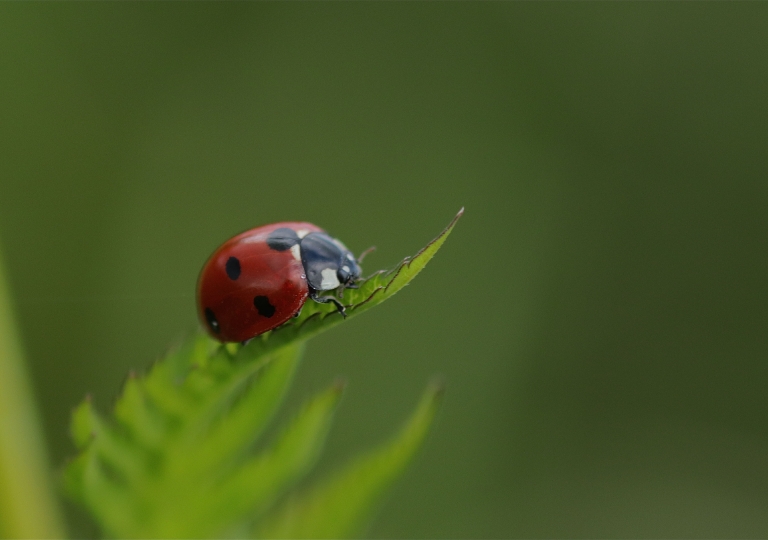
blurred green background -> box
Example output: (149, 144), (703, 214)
(2, 3), (768, 537)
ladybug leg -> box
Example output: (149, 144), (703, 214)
(357, 246), (376, 264)
(337, 282), (359, 297)
(335, 278), (361, 299)
(309, 289), (347, 318)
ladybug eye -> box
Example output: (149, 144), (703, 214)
(225, 257), (241, 280)
(337, 265), (351, 282)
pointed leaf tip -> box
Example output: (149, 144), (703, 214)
(332, 377), (348, 393)
(71, 398), (98, 450)
(426, 376), (446, 399)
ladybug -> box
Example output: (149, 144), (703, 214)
(197, 222), (363, 342)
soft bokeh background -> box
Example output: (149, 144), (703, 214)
(2, 3), (768, 537)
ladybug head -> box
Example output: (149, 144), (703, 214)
(336, 250), (362, 285)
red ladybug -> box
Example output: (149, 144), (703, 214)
(197, 222), (362, 342)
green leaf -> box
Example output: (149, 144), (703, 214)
(63, 209), (461, 538)
(236, 207), (464, 360)
(191, 380), (345, 538)
(254, 381), (445, 539)
(65, 341), (305, 538)
(0, 239), (65, 538)
(70, 396), (97, 450)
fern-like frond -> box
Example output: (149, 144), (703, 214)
(63, 209), (462, 538)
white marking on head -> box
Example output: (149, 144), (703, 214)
(296, 229), (309, 239)
(342, 265), (350, 273)
(290, 244), (301, 261)
(346, 252), (355, 261)
(320, 268), (341, 290)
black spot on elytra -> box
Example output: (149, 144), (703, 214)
(225, 256), (241, 280)
(267, 228), (299, 251)
(254, 295), (276, 318)
(205, 308), (220, 333)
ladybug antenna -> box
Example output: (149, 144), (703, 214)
(357, 246), (376, 264)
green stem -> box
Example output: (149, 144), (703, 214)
(0, 241), (65, 538)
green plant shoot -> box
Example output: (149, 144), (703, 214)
(63, 209), (462, 538)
